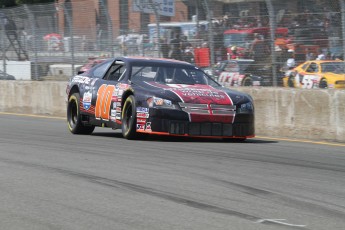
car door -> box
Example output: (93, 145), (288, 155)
(300, 62), (319, 89)
(218, 61), (240, 86)
(91, 60), (127, 124)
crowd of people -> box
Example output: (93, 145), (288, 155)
(116, 2), (342, 69)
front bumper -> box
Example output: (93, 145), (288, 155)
(144, 108), (254, 138)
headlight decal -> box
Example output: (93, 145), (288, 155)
(147, 96), (175, 109)
(237, 102), (254, 113)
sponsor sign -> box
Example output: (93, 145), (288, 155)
(132, 0), (175, 17)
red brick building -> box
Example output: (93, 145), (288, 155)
(57, 0), (189, 40)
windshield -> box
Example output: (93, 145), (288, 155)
(131, 64), (220, 87)
(320, 62), (345, 74)
(224, 33), (251, 48)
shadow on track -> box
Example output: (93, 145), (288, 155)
(91, 132), (277, 144)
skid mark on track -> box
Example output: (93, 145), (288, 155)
(211, 178), (345, 220)
(0, 157), (307, 229)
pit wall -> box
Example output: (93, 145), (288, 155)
(0, 81), (344, 143)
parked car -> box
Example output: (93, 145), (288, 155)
(282, 60), (345, 89)
(66, 56), (255, 140)
(0, 70), (15, 80)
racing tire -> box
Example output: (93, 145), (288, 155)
(288, 76), (295, 88)
(242, 77), (253, 86)
(319, 78), (328, 89)
(121, 95), (138, 140)
(67, 93), (95, 134)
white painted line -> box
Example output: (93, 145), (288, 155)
(257, 219), (306, 227)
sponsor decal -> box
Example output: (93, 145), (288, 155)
(137, 124), (145, 130)
(111, 109), (116, 117)
(145, 122), (152, 132)
(82, 91), (92, 110)
(95, 84), (115, 121)
(136, 107), (149, 113)
(72, 76), (92, 84)
(137, 118), (146, 124)
(137, 112), (149, 118)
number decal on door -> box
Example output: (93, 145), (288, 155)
(95, 84), (115, 120)
(301, 75), (315, 89)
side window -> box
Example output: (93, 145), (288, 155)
(104, 64), (126, 81)
(306, 63), (318, 73)
(92, 61), (112, 78)
(301, 63), (309, 71)
(224, 62), (239, 72)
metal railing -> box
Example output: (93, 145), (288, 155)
(0, 0), (343, 85)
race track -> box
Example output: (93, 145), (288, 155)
(0, 113), (345, 230)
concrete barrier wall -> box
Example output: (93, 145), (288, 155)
(0, 81), (344, 142)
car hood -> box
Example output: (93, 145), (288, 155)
(137, 81), (250, 105)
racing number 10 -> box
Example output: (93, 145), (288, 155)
(95, 84), (115, 120)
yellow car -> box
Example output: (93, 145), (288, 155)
(283, 60), (345, 89)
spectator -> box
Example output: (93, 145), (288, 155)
(305, 48), (315, 61)
(196, 24), (208, 41)
(286, 49), (296, 69)
(160, 37), (169, 59)
(229, 46), (240, 59)
(170, 34), (182, 60)
(249, 33), (268, 61)
(316, 53), (326, 60)
(119, 34), (128, 56)
(181, 35), (192, 50)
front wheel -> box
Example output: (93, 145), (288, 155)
(67, 93), (95, 134)
(121, 95), (137, 139)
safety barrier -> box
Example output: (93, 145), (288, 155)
(0, 81), (344, 142)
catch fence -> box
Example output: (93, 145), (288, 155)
(0, 0), (344, 85)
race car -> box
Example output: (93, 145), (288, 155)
(203, 59), (255, 86)
(203, 59), (283, 87)
(77, 57), (107, 74)
(66, 56), (255, 140)
(282, 60), (345, 89)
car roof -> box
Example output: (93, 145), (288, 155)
(305, 60), (343, 64)
(114, 56), (194, 66)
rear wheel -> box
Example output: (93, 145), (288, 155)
(319, 78), (328, 88)
(121, 95), (137, 139)
(67, 93), (95, 134)
(242, 77), (253, 86)
(288, 76), (295, 87)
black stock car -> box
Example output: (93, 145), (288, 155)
(66, 57), (255, 140)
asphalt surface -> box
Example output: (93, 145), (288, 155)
(0, 113), (345, 230)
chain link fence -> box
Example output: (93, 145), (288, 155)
(0, 0), (344, 85)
